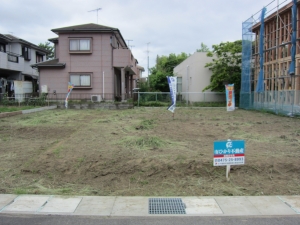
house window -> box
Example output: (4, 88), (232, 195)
(36, 53), (44, 63)
(69, 38), (92, 53)
(22, 46), (31, 60)
(177, 77), (182, 92)
(0, 43), (5, 52)
(70, 74), (91, 87)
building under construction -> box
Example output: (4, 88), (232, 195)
(240, 0), (300, 115)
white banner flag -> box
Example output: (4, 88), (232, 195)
(167, 76), (177, 113)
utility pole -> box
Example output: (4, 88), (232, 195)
(88, 8), (101, 24)
(147, 42), (150, 86)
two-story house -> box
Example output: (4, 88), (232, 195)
(32, 23), (144, 101)
(0, 33), (48, 97)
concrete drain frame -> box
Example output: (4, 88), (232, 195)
(148, 198), (186, 214)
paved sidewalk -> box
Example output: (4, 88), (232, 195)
(0, 194), (299, 216)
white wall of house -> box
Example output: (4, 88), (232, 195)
(23, 48), (40, 75)
(0, 51), (24, 72)
(174, 52), (225, 102)
(0, 42), (43, 77)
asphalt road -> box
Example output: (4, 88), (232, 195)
(0, 214), (300, 225)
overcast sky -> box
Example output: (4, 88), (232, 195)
(0, 0), (289, 77)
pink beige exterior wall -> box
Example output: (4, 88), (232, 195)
(40, 33), (114, 95)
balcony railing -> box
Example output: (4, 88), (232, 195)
(0, 51), (24, 71)
(7, 53), (19, 63)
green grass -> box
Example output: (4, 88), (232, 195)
(0, 106), (37, 113)
(53, 146), (63, 158)
(14, 188), (28, 195)
(138, 119), (155, 129)
(121, 136), (166, 149)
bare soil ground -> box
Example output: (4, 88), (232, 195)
(0, 108), (299, 196)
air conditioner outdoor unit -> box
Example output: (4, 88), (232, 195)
(91, 95), (102, 102)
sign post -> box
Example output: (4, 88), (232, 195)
(213, 139), (245, 181)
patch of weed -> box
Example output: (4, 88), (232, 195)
(139, 119), (155, 129)
(176, 154), (187, 162)
(47, 173), (53, 179)
(122, 136), (166, 149)
(53, 146), (63, 158)
(60, 188), (72, 194)
(2, 137), (8, 141)
(14, 188), (27, 195)
(140, 180), (149, 185)
(95, 119), (111, 123)
(76, 157), (85, 168)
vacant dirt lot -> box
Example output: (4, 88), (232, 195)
(0, 107), (299, 196)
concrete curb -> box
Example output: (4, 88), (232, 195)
(22, 106), (57, 114)
(0, 111), (22, 118)
(0, 106), (57, 118)
(0, 195), (299, 217)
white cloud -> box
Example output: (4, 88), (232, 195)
(0, 0), (288, 75)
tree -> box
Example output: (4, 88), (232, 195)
(38, 41), (54, 60)
(203, 40), (242, 93)
(196, 42), (210, 52)
(149, 53), (189, 92)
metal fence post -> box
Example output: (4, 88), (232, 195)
(292, 90), (294, 115)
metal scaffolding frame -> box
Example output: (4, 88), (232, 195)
(240, 0), (300, 115)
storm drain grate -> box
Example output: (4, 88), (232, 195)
(148, 198), (186, 214)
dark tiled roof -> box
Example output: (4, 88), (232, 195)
(0, 33), (13, 42)
(48, 37), (58, 43)
(31, 59), (66, 68)
(50, 23), (127, 48)
(3, 34), (49, 53)
(52, 23), (118, 33)
(4, 34), (18, 39)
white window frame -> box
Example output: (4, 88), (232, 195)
(177, 77), (182, 93)
(69, 38), (92, 53)
(70, 73), (92, 88)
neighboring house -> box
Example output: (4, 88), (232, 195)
(136, 65), (145, 88)
(173, 52), (225, 102)
(0, 34), (48, 96)
(32, 23), (144, 101)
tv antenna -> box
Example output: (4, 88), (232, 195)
(88, 8), (102, 24)
(126, 39), (133, 47)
